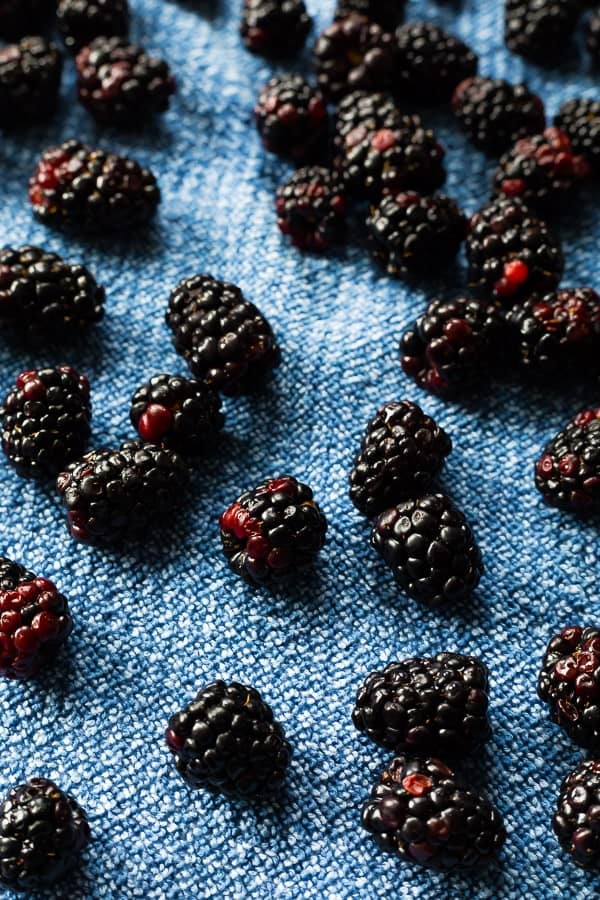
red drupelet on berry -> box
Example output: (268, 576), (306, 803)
(504, 0), (583, 63)
(0, 37), (63, 125)
(254, 75), (328, 163)
(276, 167), (347, 251)
(240, 0), (312, 57)
(535, 408), (600, 512)
(312, 14), (397, 100)
(554, 759), (600, 868)
(333, 90), (401, 152)
(57, 0), (130, 53)
(394, 22), (478, 104)
(452, 76), (545, 155)
(0, 0), (54, 40)
(555, 98), (600, 174)
(334, 0), (405, 30)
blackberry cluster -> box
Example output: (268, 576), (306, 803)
(0, 37), (62, 124)
(166, 274), (280, 395)
(504, 0), (583, 62)
(554, 759), (600, 868)
(0, 0), (54, 40)
(220, 475), (328, 585)
(57, 0), (130, 53)
(312, 14), (397, 100)
(452, 76), (545, 155)
(332, 90), (401, 152)
(589, 10), (600, 64)
(394, 22), (478, 104)
(334, 0), (405, 30)
(276, 166), (347, 250)
(535, 408), (600, 511)
(240, 0), (312, 58)
(555, 98), (600, 173)
(349, 401), (452, 517)
(254, 75), (328, 163)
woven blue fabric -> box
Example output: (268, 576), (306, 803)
(0, 0), (599, 897)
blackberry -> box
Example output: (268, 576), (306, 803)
(349, 401), (452, 517)
(29, 139), (160, 231)
(452, 76), (545, 155)
(130, 373), (224, 456)
(220, 475), (327, 585)
(254, 75), (328, 164)
(312, 14), (397, 100)
(276, 166), (347, 251)
(538, 626), (600, 749)
(371, 493), (483, 608)
(57, 0), (129, 53)
(332, 90), (401, 152)
(166, 275), (280, 395)
(240, 0), (312, 58)
(505, 0), (583, 62)
(0, 778), (89, 890)
(466, 198), (563, 303)
(367, 192), (466, 277)
(535, 408), (600, 511)
(166, 681), (292, 798)
(334, 0), (405, 30)
(0, 245), (104, 340)
(361, 755), (505, 868)
(56, 440), (190, 544)
(0, 0), (54, 40)
(0, 37), (62, 125)
(394, 22), (478, 104)
(555, 98), (600, 173)
(76, 37), (175, 124)
(589, 10), (600, 64)
(554, 759), (600, 868)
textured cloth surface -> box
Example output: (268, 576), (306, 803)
(0, 1), (599, 898)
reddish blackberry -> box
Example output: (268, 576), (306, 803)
(0, 37), (62, 125)
(361, 756), (505, 868)
(334, 0), (405, 30)
(589, 10), (600, 64)
(220, 475), (327, 586)
(504, 0), (583, 62)
(56, 440), (190, 544)
(254, 75), (328, 164)
(332, 90), (402, 152)
(466, 198), (563, 303)
(555, 98), (600, 173)
(166, 275), (280, 395)
(29, 140), (160, 231)
(240, 0), (312, 57)
(349, 401), (452, 517)
(452, 76), (545, 155)
(0, 778), (89, 890)
(371, 493), (483, 608)
(312, 14), (397, 100)
(57, 0), (129, 53)
(535, 409), (600, 511)
(0, 0), (54, 40)
(166, 681), (292, 798)
(538, 626), (600, 749)
(554, 759), (600, 868)
(367, 192), (466, 277)
(276, 166), (347, 251)
(394, 22), (478, 104)
(130, 373), (224, 456)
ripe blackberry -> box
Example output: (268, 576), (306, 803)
(452, 76), (545, 155)
(589, 10), (600, 64)
(254, 75), (328, 164)
(2, 367), (91, 480)
(56, 440), (190, 544)
(312, 14), (397, 100)
(554, 759), (600, 868)
(349, 401), (452, 517)
(0, 778), (90, 890)
(504, 0), (583, 62)
(29, 140), (160, 231)
(367, 192), (466, 277)
(76, 37), (175, 124)
(371, 493), (483, 608)
(57, 0), (129, 53)
(0, 245), (104, 340)
(240, 0), (311, 58)
(538, 626), (600, 749)
(361, 756), (505, 868)
(166, 681), (292, 798)
(0, 37), (62, 125)
(220, 475), (327, 585)
(275, 166), (347, 251)
(130, 373), (224, 456)
(535, 409), (600, 511)
(332, 90), (401, 152)
(555, 98), (600, 173)
(334, 0), (405, 30)
(466, 198), (563, 303)
(166, 275), (280, 395)
(394, 22), (478, 104)
(0, 0), (54, 40)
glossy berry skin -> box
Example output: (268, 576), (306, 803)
(504, 0), (583, 63)
(452, 76), (545, 155)
(535, 409), (600, 512)
(220, 476), (327, 585)
(312, 14), (397, 100)
(57, 0), (129, 53)
(334, 0), (405, 30)
(276, 167), (347, 251)
(0, 0), (54, 40)
(240, 0), (312, 58)
(394, 22), (478, 104)
(555, 98), (600, 173)
(554, 759), (600, 868)
(254, 75), (328, 163)
(333, 89), (401, 152)
(0, 37), (63, 124)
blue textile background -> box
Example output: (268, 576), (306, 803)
(0, 0), (599, 897)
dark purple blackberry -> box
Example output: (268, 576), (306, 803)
(466, 198), (563, 303)
(367, 192), (466, 277)
(538, 626), (600, 749)
(554, 759), (600, 868)
(332, 89), (402, 152)
(372, 493), (483, 608)
(349, 401), (452, 517)
(276, 166), (347, 251)
(130, 373), (224, 456)
(56, 440), (190, 544)
(76, 37), (175, 124)
(254, 75), (328, 163)
(555, 98), (600, 173)
(312, 14), (397, 100)
(166, 275), (280, 395)
(504, 0), (583, 62)
(589, 10), (600, 63)
(57, 0), (129, 53)
(0, 0), (54, 40)
(452, 76), (545, 155)
(394, 22), (478, 104)
(362, 756), (505, 868)
(166, 681), (292, 798)
(0, 37), (62, 124)
(535, 409), (600, 511)
(0, 778), (90, 890)
(334, 0), (405, 30)
(220, 475), (327, 585)
(240, 0), (312, 57)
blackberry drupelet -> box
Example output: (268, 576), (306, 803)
(0, 37), (62, 124)
(554, 759), (600, 868)
(332, 90), (401, 152)
(361, 755), (505, 868)
(166, 680), (292, 798)
(240, 0), (312, 57)
(255, 75), (328, 163)
(276, 166), (347, 251)
(0, 778), (89, 889)
(220, 475), (327, 585)
(334, 0), (405, 30)
(555, 98), (600, 173)
(452, 76), (545, 155)
(371, 493), (483, 608)
(589, 10), (600, 64)
(312, 14), (397, 100)
(535, 409), (600, 511)
(394, 22), (478, 104)
(57, 0), (129, 53)
(166, 274), (280, 395)
(538, 626), (600, 749)
(29, 139), (160, 231)
(130, 373), (224, 455)
(56, 440), (190, 544)
(504, 0), (583, 62)
(0, 0), (54, 40)
(349, 400), (452, 517)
